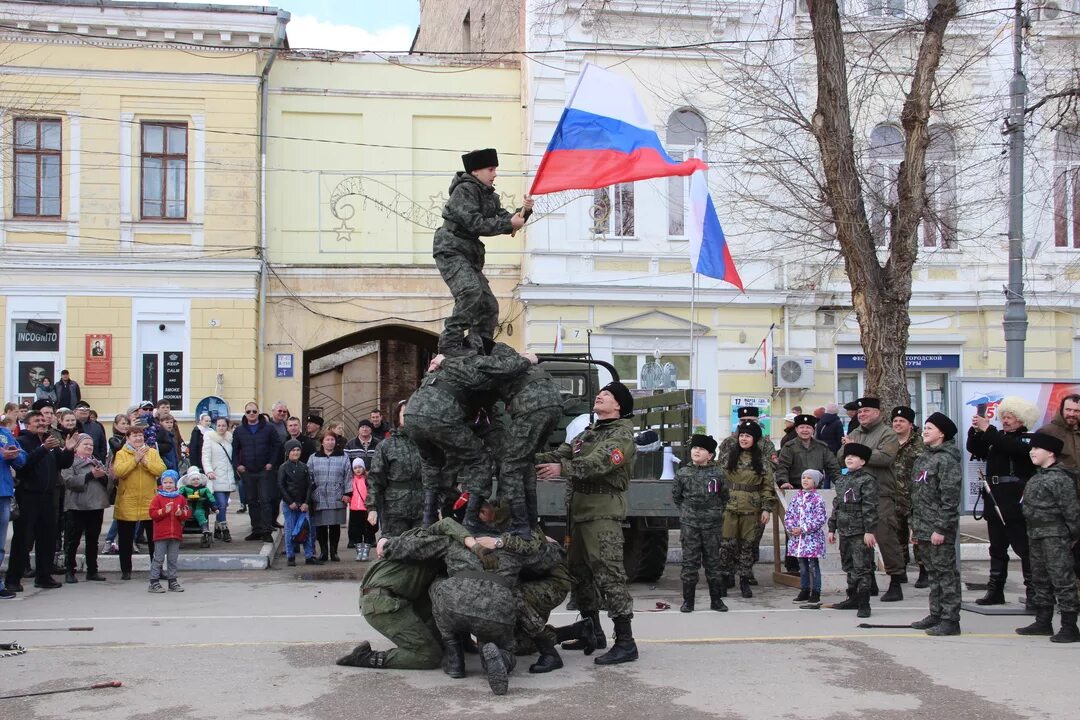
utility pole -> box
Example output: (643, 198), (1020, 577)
(1003, 0), (1028, 378)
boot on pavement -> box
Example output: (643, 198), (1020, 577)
(793, 589), (810, 603)
(441, 637), (466, 678)
(594, 616), (638, 665)
(880, 575), (904, 602)
(559, 613), (603, 653)
(680, 582), (696, 613)
(481, 642), (512, 695)
(913, 565), (929, 588)
(1016, 608), (1054, 636)
(1050, 611), (1080, 643)
(528, 636), (564, 673)
(708, 580), (728, 612)
(832, 589), (859, 610)
(910, 614), (941, 629)
(856, 590), (872, 618)
(739, 576), (753, 599)
(975, 579), (1006, 606)
(925, 620), (961, 636)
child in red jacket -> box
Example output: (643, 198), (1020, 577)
(148, 469), (191, 593)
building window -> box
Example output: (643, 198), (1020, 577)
(141, 122), (188, 219)
(591, 183), (635, 237)
(923, 126), (957, 248)
(462, 10), (471, 53)
(867, 0), (905, 16)
(868, 123), (904, 246)
(13, 118), (62, 217)
(665, 109), (707, 236)
(1054, 128), (1080, 248)
(613, 353), (689, 390)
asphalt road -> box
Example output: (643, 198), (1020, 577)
(0, 561), (1073, 720)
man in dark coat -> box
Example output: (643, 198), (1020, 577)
(232, 402), (283, 543)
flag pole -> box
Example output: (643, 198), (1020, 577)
(690, 270), (697, 390)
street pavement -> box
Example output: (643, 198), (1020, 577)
(1, 557), (1074, 720)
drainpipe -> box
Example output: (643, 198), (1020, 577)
(257, 11), (289, 408)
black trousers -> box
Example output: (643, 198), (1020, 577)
(5, 491), (57, 584)
(985, 501), (1031, 585)
(348, 509), (377, 546)
(316, 524), (341, 558)
(117, 520), (155, 575)
(65, 509), (104, 573)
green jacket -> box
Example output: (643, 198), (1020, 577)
(536, 417), (636, 522)
(893, 433), (926, 516)
(366, 429), (423, 520)
(723, 452), (776, 515)
(829, 468), (879, 537)
(361, 526), (444, 608)
(672, 461), (729, 529)
(775, 438), (841, 488)
(839, 418), (899, 500)
(1022, 463), (1080, 540)
(909, 442), (961, 540)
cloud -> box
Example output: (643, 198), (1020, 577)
(286, 14), (414, 52)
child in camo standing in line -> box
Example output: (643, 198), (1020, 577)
(828, 443), (878, 618)
(673, 434), (729, 613)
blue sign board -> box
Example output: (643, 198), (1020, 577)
(838, 353), (960, 370)
(276, 353), (294, 378)
(195, 396), (230, 421)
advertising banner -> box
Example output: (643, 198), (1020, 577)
(85, 334), (112, 385)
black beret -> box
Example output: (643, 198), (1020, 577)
(736, 406), (760, 419)
(736, 420), (762, 442)
(462, 148), (499, 173)
(690, 434), (718, 454)
(31, 398), (54, 411)
(306, 415), (324, 426)
(891, 406), (916, 424)
(1029, 431), (1064, 455)
(601, 381), (634, 418)
(357, 419), (374, 430)
(793, 414), (817, 428)
(925, 412), (958, 441)
(74, 400), (91, 409)
(855, 397), (880, 410)
(843, 401), (859, 411)
(843, 443), (872, 462)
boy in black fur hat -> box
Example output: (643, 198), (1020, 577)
(673, 434), (729, 613)
(828, 443), (879, 618)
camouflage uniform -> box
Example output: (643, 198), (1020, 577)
(673, 461), (729, 586)
(840, 420), (902, 576)
(433, 172), (516, 354)
(910, 442), (963, 622)
(515, 540), (572, 652)
(719, 430), (777, 568)
(828, 468), (880, 596)
(720, 452), (776, 579)
(893, 433), (926, 566)
(1022, 463), (1080, 613)
(497, 365), (563, 525)
(535, 417), (637, 620)
(367, 428), (424, 537)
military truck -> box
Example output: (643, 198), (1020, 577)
(536, 355), (694, 583)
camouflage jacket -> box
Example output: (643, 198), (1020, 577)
(366, 429), (423, 520)
(828, 468), (880, 537)
(839, 419), (899, 500)
(384, 517), (540, 581)
(719, 431), (778, 474)
(723, 452), (776, 515)
(909, 442), (961, 540)
(1022, 463), (1080, 540)
(536, 417), (636, 522)
(439, 172), (514, 241)
(407, 344), (531, 421)
(437, 343), (532, 395)
(499, 365), (563, 416)
(775, 438), (841, 488)
(893, 433), (926, 516)
(361, 526), (444, 604)
(672, 461), (729, 529)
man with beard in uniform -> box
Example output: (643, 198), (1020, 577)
(366, 400), (424, 538)
(536, 381), (639, 665)
(719, 405), (777, 585)
(891, 405), (927, 588)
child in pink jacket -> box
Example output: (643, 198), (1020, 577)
(347, 458), (377, 561)
(784, 469), (828, 604)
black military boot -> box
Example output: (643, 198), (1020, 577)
(481, 642), (511, 695)
(558, 613), (602, 653)
(747, 569), (758, 586)
(594, 616), (638, 665)
(529, 636), (564, 673)
(739, 576), (753, 599)
(832, 589), (859, 610)
(856, 590), (872, 618)
(808, 591), (820, 604)
(869, 574), (879, 596)
(793, 589), (810, 603)
(925, 620), (961, 636)
(336, 641), (389, 668)
(421, 490), (438, 526)
(724, 574), (735, 589)
(508, 500), (532, 540)
(708, 580), (728, 612)
(913, 565), (929, 589)
(910, 614), (941, 629)
(974, 580), (1006, 606)
(880, 575), (904, 602)
(1051, 612), (1080, 643)
(1015, 608), (1054, 636)
(897, 571), (909, 584)
(717, 574), (729, 597)
(441, 637), (467, 678)
(680, 582), (696, 613)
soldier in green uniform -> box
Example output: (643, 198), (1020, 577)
(908, 412), (963, 636)
(673, 434), (729, 612)
(828, 443), (879, 619)
(366, 401), (423, 538)
(719, 406), (777, 586)
(433, 148), (531, 356)
(891, 405), (927, 587)
(1015, 432), (1080, 643)
(719, 421), (776, 599)
(536, 381), (639, 665)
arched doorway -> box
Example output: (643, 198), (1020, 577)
(302, 324), (438, 429)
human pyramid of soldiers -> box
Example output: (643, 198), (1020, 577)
(335, 150), (1080, 696)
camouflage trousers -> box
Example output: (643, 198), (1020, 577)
(897, 513), (922, 566)
(499, 406), (561, 506)
(434, 247), (499, 354)
(922, 539), (961, 622)
(1029, 535), (1080, 613)
(430, 575), (517, 648)
(680, 525), (724, 586)
(514, 562), (572, 651)
(839, 534), (875, 595)
(875, 494), (903, 576)
(569, 518), (634, 620)
(380, 515), (421, 539)
(409, 413), (494, 499)
(360, 590), (442, 670)
(722, 512), (761, 579)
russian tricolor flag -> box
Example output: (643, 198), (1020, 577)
(689, 170), (743, 291)
(529, 63), (707, 195)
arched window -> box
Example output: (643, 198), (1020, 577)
(665, 109), (706, 236)
(1054, 129), (1080, 249)
(868, 123), (904, 245)
(923, 126), (957, 248)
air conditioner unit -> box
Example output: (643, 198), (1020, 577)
(774, 356), (816, 389)
(1032, 1), (1062, 20)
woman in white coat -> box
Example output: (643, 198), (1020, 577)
(202, 416), (237, 543)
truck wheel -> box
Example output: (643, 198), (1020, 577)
(622, 519), (668, 583)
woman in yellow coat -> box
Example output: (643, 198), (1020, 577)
(112, 421), (166, 580)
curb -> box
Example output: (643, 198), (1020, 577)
(67, 531), (280, 572)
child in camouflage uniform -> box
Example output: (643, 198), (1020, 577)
(673, 434), (729, 613)
(1015, 432), (1080, 643)
(433, 148), (532, 356)
(828, 443), (878, 618)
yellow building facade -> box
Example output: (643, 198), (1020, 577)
(0, 1), (287, 421)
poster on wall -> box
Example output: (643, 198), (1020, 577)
(15, 320), (60, 351)
(163, 351), (183, 409)
(18, 360), (55, 395)
(84, 334), (112, 385)
(957, 378), (1080, 511)
(729, 395), (772, 437)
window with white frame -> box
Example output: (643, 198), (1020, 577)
(141, 122), (188, 220)
(868, 123), (904, 246)
(1054, 128), (1080, 249)
(13, 117), (62, 217)
(591, 183), (635, 237)
(922, 126), (957, 249)
(133, 300), (190, 413)
(665, 109), (707, 236)
(613, 353), (690, 390)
